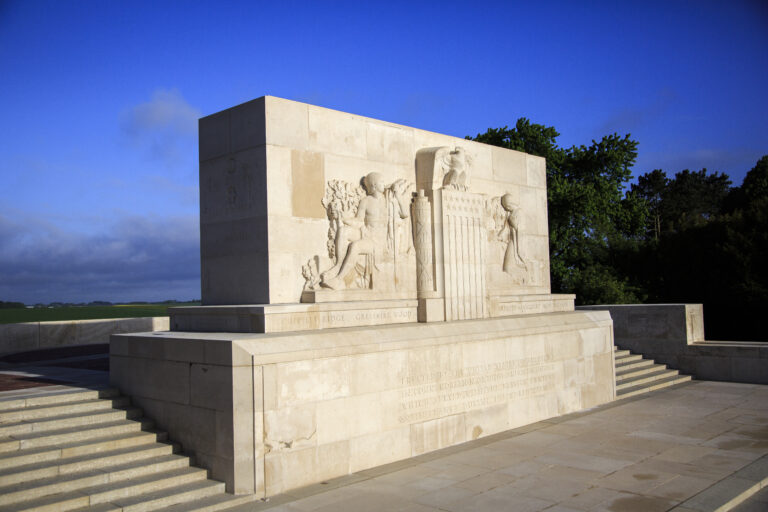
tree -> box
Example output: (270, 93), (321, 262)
(628, 156), (767, 340)
(741, 155), (768, 203)
(469, 122), (646, 303)
(0, 301), (25, 309)
(630, 169), (668, 240)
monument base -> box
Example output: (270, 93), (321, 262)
(169, 299), (418, 333)
(169, 294), (576, 333)
(111, 309), (614, 496)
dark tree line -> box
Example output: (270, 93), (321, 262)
(469, 122), (768, 341)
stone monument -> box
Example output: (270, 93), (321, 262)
(111, 96), (615, 496)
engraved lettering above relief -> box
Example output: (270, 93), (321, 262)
(302, 172), (414, 292)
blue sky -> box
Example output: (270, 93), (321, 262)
(1, 0), (766, 304)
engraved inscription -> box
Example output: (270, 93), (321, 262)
(495, 301), (550, 316)
(268, 308), (417, 331)
(396, 358), (555, 423)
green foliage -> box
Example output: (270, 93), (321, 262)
(625, 155), (768, 340)
(470, 121), (646, 303)
(630, 169), (668, 240)
(471, 120), (766, 339)
(633, 168), (731, 236)
(0, 301), (26, 309)
(468, 119), (563, 165)
(742, 155), (768, 202)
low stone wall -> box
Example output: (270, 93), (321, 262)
(577, 304), (768, 384)
(111, 310), (615, 496)
(0, 317), (170, 356)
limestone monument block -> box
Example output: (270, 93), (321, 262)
(113, 96), (615, 497)
(174, 96), (561, 332)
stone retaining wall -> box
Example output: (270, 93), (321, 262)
(0, 317), (170, 356)
(577, 304), (768, 384)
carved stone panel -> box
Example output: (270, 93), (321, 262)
(301, 173), (415, 301)
(412, 190), (435, 298)
(438, 189), (488, 321)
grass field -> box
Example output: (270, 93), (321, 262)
(0, 303), (200, 325)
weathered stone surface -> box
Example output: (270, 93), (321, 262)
(0, 317), (167, 356)
(196, 96), (553, 310)
(112, 310), (615, 496)
(111, 97), (621, 500)
(578, 304), (768, 384)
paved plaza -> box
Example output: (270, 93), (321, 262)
(254, 380), (768, 512)
(1, 355), (766, 512)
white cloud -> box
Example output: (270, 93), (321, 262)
(0, 214), (200, 304)
(120, 89), (200, 166)
(122, 89), (200, 136)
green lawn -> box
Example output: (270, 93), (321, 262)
(0, 303), (200, 325)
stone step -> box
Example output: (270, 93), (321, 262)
(614, 349), (631, 358)
(0, 430), (168, 470)
(0, 386), (242, 512)
(614, 357), (655, 372)
(0, 419), (154, 453)
(0, 441), (178, 486)
(0, 396), (131, 423)
(0, 466), (210, 512)
(0, 487), (91, 512)
(0, 388), (119, 412)
(88, 466), (209, 506)
(0, 454), (191, 506)
(613, 352), (642, 363)
(0, 407), (143, 437)
(616, 374), (692, 398)
(158, 492), (258, 512)
(615, 363), (670, 381)
(70, 505), (121, 512)
(617, 368), (681, 391)
(98, 476), (223, 512)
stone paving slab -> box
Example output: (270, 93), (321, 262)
(229, 380), (768, 512)
(731, 484), (768, 512)
(2, 363), (766, 511)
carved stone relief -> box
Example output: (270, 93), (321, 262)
(412, 190), (435, 298)
(439, 147), (471, 191)
(499, 194), (525, 271)
(485, 194), (541, 287)
(302, 172), (414, 293)
(302, 144), (545, 303)
(440, 189), (488, 320)
(415, 146), (472, 193)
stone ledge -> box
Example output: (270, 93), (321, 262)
(170, 293), (577, 334)
(110, 309), (615, 495)
(114, 310), (614, 367)
(170, 300), (419, 333)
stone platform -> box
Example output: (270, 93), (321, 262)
(169, 294), (575, 333)
(112, 96), (618, 501)
(111, 310), (615, 496)
(246, 380), (768, 512)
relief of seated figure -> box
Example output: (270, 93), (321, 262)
(320, 172), (410, 290)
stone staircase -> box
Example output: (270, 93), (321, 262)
(614, 346), (692, 398)
(0, 387), (256, 512)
